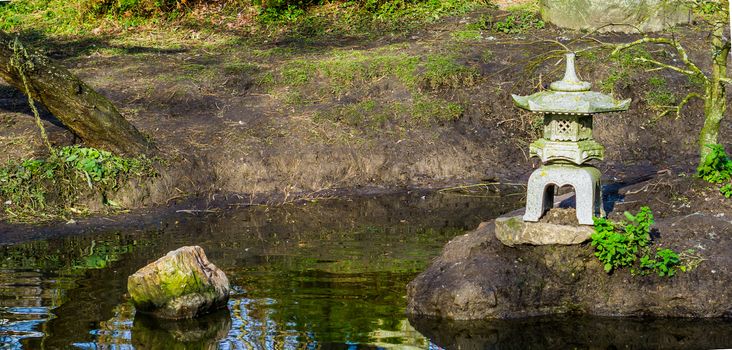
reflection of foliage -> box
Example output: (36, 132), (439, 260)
(0, 233), (146, 273)
(228, 223), (465, 346)
(72, 240), (137, 270)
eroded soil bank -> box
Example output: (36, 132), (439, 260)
(407, 172), (732, 319)
(1, 5), (729, 223)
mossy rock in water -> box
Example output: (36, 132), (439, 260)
(128, 246), (230, 319)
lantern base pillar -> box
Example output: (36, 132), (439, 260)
(523, 164), (603, 225)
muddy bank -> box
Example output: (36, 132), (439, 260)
(406, 174), (732, 319)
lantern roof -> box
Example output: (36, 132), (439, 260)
(511, 53), (631, 114)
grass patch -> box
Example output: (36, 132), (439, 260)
(451, 28), (482, 42)
(645, 76), (676, 109)
(223, 62), (260, 75)
(0, 146), (156, 222)
(600, 69), (630, 94)
(275, 49), (476, 99)
(420, 54), (477, 90)
(313, 96), (463, 131)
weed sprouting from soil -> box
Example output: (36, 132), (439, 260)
(591, 207), (695, 277)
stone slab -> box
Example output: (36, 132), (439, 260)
(540, 0), (691, 33)
(495, 215), (593, 247)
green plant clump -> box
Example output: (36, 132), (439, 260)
(640, 248), (680, 277)
(591, 206), (687, 277)
(697, 144), (732, 183)
(697, 144), (732, 197)
(591, 207), (653, 273)
(0, 146), (156, 220)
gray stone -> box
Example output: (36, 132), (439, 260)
(524, 165), (602, 225)
(128, 246), (230, 319)
(540, 0), (691, 33)
(511, 54), (630, 114)
(495, 215), (593, 246)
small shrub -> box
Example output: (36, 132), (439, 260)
(591, 207), (652, 273)
(721, 183), (732, 198)
(697, 144), (732, 198)
(84, 0), (189, 17)
(697, 144), (732, 184)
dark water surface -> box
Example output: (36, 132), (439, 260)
(1, 191), (731, 349)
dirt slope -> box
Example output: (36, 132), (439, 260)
(0, 8), (728, 211)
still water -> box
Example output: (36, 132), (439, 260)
(1, 191), (731, 350)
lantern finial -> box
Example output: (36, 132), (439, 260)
(549, 53), (592, 92)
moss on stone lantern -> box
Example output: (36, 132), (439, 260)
(511, 53), (631, 225)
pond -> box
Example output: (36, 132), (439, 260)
(1, 190), (732, 349)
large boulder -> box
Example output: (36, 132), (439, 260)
(128, 246), (230, 319)
(406, 213), (732, 319)
(540, 0), (691, 33)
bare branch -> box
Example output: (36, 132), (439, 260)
(656, 92), (704, 120)
(611, 37), (709, 84)
(635, 57), (696, 76)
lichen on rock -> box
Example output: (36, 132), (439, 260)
(128, 246), (230, 319)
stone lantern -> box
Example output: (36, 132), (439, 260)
(511, 53), (630, 225)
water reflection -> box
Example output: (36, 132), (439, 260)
(0, 191), (521, 349)
(410, 314), (732, 350)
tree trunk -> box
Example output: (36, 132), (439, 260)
(0, 31), (155, 156)
(699, 25), (729, 164)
